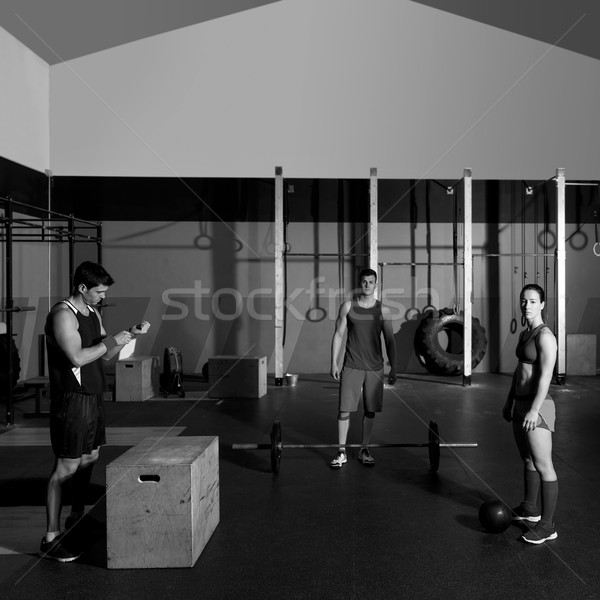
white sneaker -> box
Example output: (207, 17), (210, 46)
(511, 504), (541, 523)
(521, 522), (558, 544)
(330, 451), (347, 469)
(358, 448), (375, 465)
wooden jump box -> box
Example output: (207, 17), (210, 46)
(106, 436), (220, 569)
(208, 355), (267, 398)
(115, 356), (160, 401)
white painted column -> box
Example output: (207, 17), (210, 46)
(369, 168), (378, 280)
(463, 168), (473, 386)
(274, 166), (284, 386)
(555, 168), (566, 383)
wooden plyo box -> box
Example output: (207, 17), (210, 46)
(115, 356), (159, 401)
(106, 436), (220, 569)
(208, 355), (267, 398)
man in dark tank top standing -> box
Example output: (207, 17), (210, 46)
(330, 268), (396, 468)
(40, 261), (150, 561)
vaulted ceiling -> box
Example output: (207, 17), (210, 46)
(1, 0), (598, 65)
(413, 1), (600, 61)
(0, 0), (281, 64)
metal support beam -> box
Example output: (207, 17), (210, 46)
(274, 166), (285, 386)
(555, 168), (566, 384)
(4, 200), (15, 425)
(463, 169), (473, 386)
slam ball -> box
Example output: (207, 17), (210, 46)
(478, 500), (511, 533)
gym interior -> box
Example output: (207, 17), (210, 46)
(1, 2), (600, 599)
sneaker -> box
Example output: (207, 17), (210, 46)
(522, 522), (558, 545)
(330, 452), (347, 469)
(358, 448), (375, 466)
(39, 534), (82, 563)
(511, 503), (541, 523)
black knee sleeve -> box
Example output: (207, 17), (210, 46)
(364, 411), (375, 419)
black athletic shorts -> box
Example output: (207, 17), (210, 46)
(50, 391), (106, 458)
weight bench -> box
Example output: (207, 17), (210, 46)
(20, 334), (50, 418)
(21, 376), (50, 418)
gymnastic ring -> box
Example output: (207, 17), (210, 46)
(537, 229), (556, 251)
(510, 318), (518, 334)
(404, 307), (420, 321)
(305, 307), (327, 322)
(593, 242), (600, 257)
(521, 315), (527, 327)
(264, 241), (292, 256)
(194, 234), (213, 250)
(568, 230), (587, 251)
(422, 305), (437, 314)
(413, 308), (488, 376)
(233, 238), (243, 253)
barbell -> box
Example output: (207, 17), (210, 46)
(232, 420), (478, 475)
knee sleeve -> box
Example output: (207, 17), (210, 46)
(338, 412), (351, 421)
(364, 411), (375, 419)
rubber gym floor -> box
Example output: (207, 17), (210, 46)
(1, 372), (599, 600)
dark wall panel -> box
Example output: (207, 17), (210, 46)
(1, 164), (595, 225)
(0, 157), (47, 212)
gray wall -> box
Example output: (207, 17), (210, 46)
(49, 0), (600, 180)
(7, 215), (599, 379)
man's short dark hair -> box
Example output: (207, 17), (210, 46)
(359, 268), (377, 282)
(72, 261), (114, 293)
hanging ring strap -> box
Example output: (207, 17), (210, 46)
(195, 221), (213, 249)
(282, 201), (290, 347)
(511, 264), (519, 333)
(520, 182), (527, 327)
(510, 183), (517, 332)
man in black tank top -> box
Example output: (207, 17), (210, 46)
(40, 262), (150, 562)
(330, 268), (396, 468)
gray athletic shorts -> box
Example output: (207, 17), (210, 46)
(513, 395), (555, 432)
(339, 366), (384, 413)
